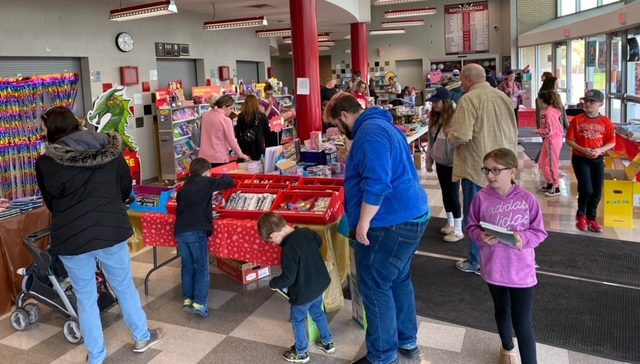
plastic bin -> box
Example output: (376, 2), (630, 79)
(271, 191), (342, 224)
(216, 188), (280, 220)
(129, 185), (174, 214)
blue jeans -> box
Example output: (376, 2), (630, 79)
(291, 295), (333, 354)
(176, 230), (210, 309)
(355, 215), (429, 364)
(59, 242), (150, 364)
(462, 179), (483, 266)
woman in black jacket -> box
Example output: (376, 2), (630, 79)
(36, 106), (163, 364)
(235, 94), (269, 160)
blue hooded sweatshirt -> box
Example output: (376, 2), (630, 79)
(344, 107), (429, 230)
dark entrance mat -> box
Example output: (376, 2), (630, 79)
(419, 217), (640, 287)
(411, 254), (640, 363)
(520, 142), (572, 161)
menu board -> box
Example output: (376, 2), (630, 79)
(444, 2), (489, 55)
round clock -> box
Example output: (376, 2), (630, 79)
(116, 32), (134, 52)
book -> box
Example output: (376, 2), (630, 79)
(480, 221), (517, 246)
(272, 287), (289, 299)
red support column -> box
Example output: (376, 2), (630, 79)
(290, 0), (321, 141)
(351, 23), (369, 82)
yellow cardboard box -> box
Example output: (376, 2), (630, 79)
(603, 169), (639, 228)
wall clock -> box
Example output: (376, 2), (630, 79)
(116, 32), (134, 52)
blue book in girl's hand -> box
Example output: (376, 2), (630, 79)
(480, 221), (517, 247)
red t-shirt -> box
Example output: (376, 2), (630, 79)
(566, 113), (615, 158)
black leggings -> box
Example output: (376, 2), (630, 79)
(571, 155), (604, 220)
(488, 284), (537, 364)
(435, 163), (461, 219)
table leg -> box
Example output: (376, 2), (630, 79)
(143, 246), (180, 295)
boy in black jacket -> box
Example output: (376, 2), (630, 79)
(175, 158), (234, 317)
(258, 212), (335, 363)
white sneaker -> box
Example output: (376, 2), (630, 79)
(440, 224), (454, 235)
(443, 231), (464, 242)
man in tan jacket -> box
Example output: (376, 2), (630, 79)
(447, 64), (518, 274)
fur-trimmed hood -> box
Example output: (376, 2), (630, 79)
(45, 131), (123, 167)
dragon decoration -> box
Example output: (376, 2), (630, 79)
(87, 86), (137, 152)
(86, 86), (141, 185)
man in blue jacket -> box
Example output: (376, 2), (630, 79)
(324, 94), (430, 364)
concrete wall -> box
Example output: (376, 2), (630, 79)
(0, 0), (272, 181)
(517, 0), (557, 35)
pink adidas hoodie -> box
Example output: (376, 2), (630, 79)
(466, 184), (548, 288)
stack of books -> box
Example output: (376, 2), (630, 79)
(10, 196), (44, 213)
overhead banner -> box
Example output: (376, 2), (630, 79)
(444, 1), (489, 55)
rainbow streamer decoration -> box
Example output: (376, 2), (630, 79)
(0, 73), (79, 200)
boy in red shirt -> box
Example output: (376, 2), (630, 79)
(566, 89), (616, 233)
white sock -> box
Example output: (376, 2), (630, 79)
(454, 217), (463, 235)
(447, 212), (454, 226)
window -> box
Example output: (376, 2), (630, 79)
(554, 43), (568, 105)
(610, 98), (622, 123)
(586, 35), (607, 114)
(569, 39), (586, 106)
(610, 35), (623, 94)
(558, 0), (622, 17)
(580, 0), (597, 11)
(520, 47), (536, 108)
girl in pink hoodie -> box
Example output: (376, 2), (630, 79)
(533, 90), (565, 197)
(466, 148), (548, 364)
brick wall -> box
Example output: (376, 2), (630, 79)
(517, 0), (557, 35)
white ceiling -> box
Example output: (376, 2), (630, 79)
(161, 0), (360, 36)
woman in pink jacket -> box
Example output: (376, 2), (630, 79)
(199, 95), (249, 167)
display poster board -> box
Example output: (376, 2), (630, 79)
(444, 1), (489, 55)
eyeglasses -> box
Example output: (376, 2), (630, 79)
(481, 167), (511, 176)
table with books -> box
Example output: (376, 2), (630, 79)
(136, 175), (349, 310)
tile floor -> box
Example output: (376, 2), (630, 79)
(0, 146), (636, 364)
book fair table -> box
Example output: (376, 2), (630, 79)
(0, 207), (51, 316)
(139, 214), (348, 312)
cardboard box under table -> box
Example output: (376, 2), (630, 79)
(216, 258), (271, 284)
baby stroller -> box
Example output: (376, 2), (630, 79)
(10, 229), (117, 344)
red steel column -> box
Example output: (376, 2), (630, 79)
(290, 0), (321, 140)
(351, 22), (369, 82)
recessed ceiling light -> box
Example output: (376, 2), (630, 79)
(374, 0), (427, 5)
(384, 8), (436, 18)
(381, 19), (424, 27)
(203, 16), (268, 30)
(369, 28), (406, 35)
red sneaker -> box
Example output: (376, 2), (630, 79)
(588, 219), (603, 233)
(576, 216), (588, 232)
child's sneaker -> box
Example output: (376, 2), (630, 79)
(314, 341), (335, 354)
(132, 328), (165, 353)
(183, 298), (193, 311)
(440, 224), (454, 235)
(576, 215), (588, 232)
(538, 183), (553, 192)
(187, 303), (208, 318)
(588, 219), (603, 233)
(544, 187), (561, 197)
(282, 349), (310, 363)
(499, 347), (519, 364)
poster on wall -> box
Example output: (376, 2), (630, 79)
(597, 41), (607, 71)
(628, 37), (640, 62)
(444, 1), (489, 55)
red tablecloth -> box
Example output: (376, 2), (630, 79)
(141, 214), (281, 266)
(615, 133), (640, 160)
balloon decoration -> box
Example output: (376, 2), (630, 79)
(0, 73), (79, 200)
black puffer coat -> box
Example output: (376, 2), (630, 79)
(36, 131), (133, 256)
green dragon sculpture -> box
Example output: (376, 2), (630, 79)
(87, 86), (137, 151)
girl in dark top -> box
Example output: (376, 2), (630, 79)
(235, 94), (269, 160)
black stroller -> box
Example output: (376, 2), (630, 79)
(10, 229), (117, 344)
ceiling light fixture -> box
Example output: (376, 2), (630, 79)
(109, 0), (177, 21)
(318, 46), (331, 51)
(374, 0), (427, 5)
(283, 33), (331, 44)
(384, 8), (436, 18)
(317, 33), (332, 41)
(203, 16), (267, 30)
(256, 28), (291, 37)
(369, 28), (406, 35)
(381, 19), (424, 27)
(318, 40), (336, 46)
